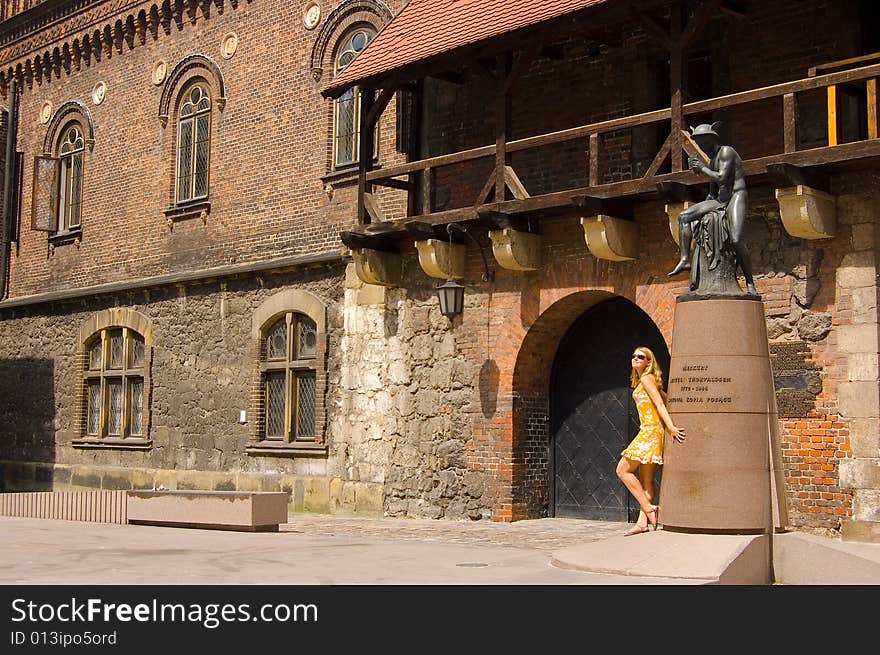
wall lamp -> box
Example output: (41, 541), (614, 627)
(436, 223), (494, 319)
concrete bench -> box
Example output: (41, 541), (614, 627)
(126, 490), (290, 532)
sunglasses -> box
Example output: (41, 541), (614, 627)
(631, 353), (648, 360)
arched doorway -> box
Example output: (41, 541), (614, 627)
(550, 296), (669, 521)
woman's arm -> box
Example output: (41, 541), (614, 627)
(640, 374), (685, 443)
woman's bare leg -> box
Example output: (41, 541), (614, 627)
(616, 457), (659, 527)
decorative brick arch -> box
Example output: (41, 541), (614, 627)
(42, 100), (95, 154)
(309, 0), (393, 82)
(474, 289), (674, 521)
(158, 53), (226, 126)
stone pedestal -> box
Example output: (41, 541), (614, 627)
(659, 297), (788, 533)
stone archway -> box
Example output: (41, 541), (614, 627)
(550, 296), (669, 521)
(510, 292), (668, 521)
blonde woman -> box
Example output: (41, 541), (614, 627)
(616, 346), (686, 535)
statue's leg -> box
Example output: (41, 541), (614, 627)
(668, 201), (714, 277)
(728, 192), (757, 295)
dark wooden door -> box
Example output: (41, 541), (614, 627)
(551, 297), (669, 520)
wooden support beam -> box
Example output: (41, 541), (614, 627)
(589, 133), (600, 186)
(681, 0), (722, 48)
(868, 78), (878, 140)
(422, 166), (433, 215)
(373, 178), (414, 191)
(670, 3), (684, 173)
(364, 82), (398, 129)
(357, 89), (376, 224)
(495, 54), (512, 203)
(681, 130), (710, 166)
(504, 166), (530, 200)
(363, 192), (385, 223)
(644, 132), (673, 178)
(827, 84), (838, 146)
(783, 93), (797, 153)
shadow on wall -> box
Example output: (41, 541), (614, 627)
(0, 358), (56, 492)
(480, 359), (500, 418)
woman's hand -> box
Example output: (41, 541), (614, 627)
(668, 426), (686, 443)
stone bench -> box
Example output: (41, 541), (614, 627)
(126, 490), (290, 532)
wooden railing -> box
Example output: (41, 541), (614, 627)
(365, 60), (880, 218)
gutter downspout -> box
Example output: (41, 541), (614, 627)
(0, 77), (18, 301)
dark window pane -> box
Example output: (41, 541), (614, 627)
(129, 334), (145, 368)
(266, 318), (288, 360)
(297, 316), (317, 359)
(177, 118), (193, 202)
(108, 330), (124, 369)
(265, 372), (286, 439)
(296, 372), (316, 440)
(129, 378), (143, 436)
(107, 380), (123, 436)
(87, 381), (100, 435)
(89, 339), (102, 370)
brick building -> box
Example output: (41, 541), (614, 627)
(0, 0), (878, 541)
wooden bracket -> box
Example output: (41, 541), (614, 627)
(489, 228), (541, 271)
(580, 215), (639, 261)
(775, 185), (837, 240)
(415, 238), (466, 279)
(351, 248), (403, 287)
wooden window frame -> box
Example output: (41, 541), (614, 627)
(175, 83), (212, 205)
(260, 312), (318, 444)
(332, 27), (378, 170)
(56, 123), (84, 234)
(77, 327), (149, 447)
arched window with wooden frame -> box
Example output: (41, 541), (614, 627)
(333, 26), (377, 168)
(73, 309), (154, 450)
(263, 312), (318, 442)
(175, 81), (212, 204)
(247, 290), (328, 456)
(56, 122), (84, 233)
(31, 101), (95, 240)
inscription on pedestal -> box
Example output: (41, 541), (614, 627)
(668, 363), (734, 406)
(666, 356), (773, 413)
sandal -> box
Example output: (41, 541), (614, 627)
(644, 505), (660, 530)
(624, 524), (649, 537)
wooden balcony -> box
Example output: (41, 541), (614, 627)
(343, 59), (880, 255)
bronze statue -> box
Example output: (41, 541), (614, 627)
(667, 123), (757, 296)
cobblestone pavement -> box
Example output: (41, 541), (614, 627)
(283, 513), (627, 550)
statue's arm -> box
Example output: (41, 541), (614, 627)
(695, 147), (735, 185)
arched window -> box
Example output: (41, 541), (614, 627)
(57, 123), (84, 233)
(262, 312), (318, 442)
(84, 327), (147, 440)
(333, 27), (376, 168)
(176, 82), (211, 204)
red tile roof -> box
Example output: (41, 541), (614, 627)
(323, 0), (610, 97)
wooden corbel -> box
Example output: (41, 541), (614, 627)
(775, 185), (836, 240)
(580, 215), (639, 261)
(768, 164), (836, 239)
(415, 238), (465, 279)
(489, 228), (541, 271)
(352, 247), (402, 287)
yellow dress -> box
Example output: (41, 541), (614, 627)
(620, 382), (665, 465)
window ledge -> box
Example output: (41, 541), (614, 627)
(164, 200), (211, 229)
(48, 228), (82, 251)
(246, 441), (327, 457)
(72, 437), (153, 450)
